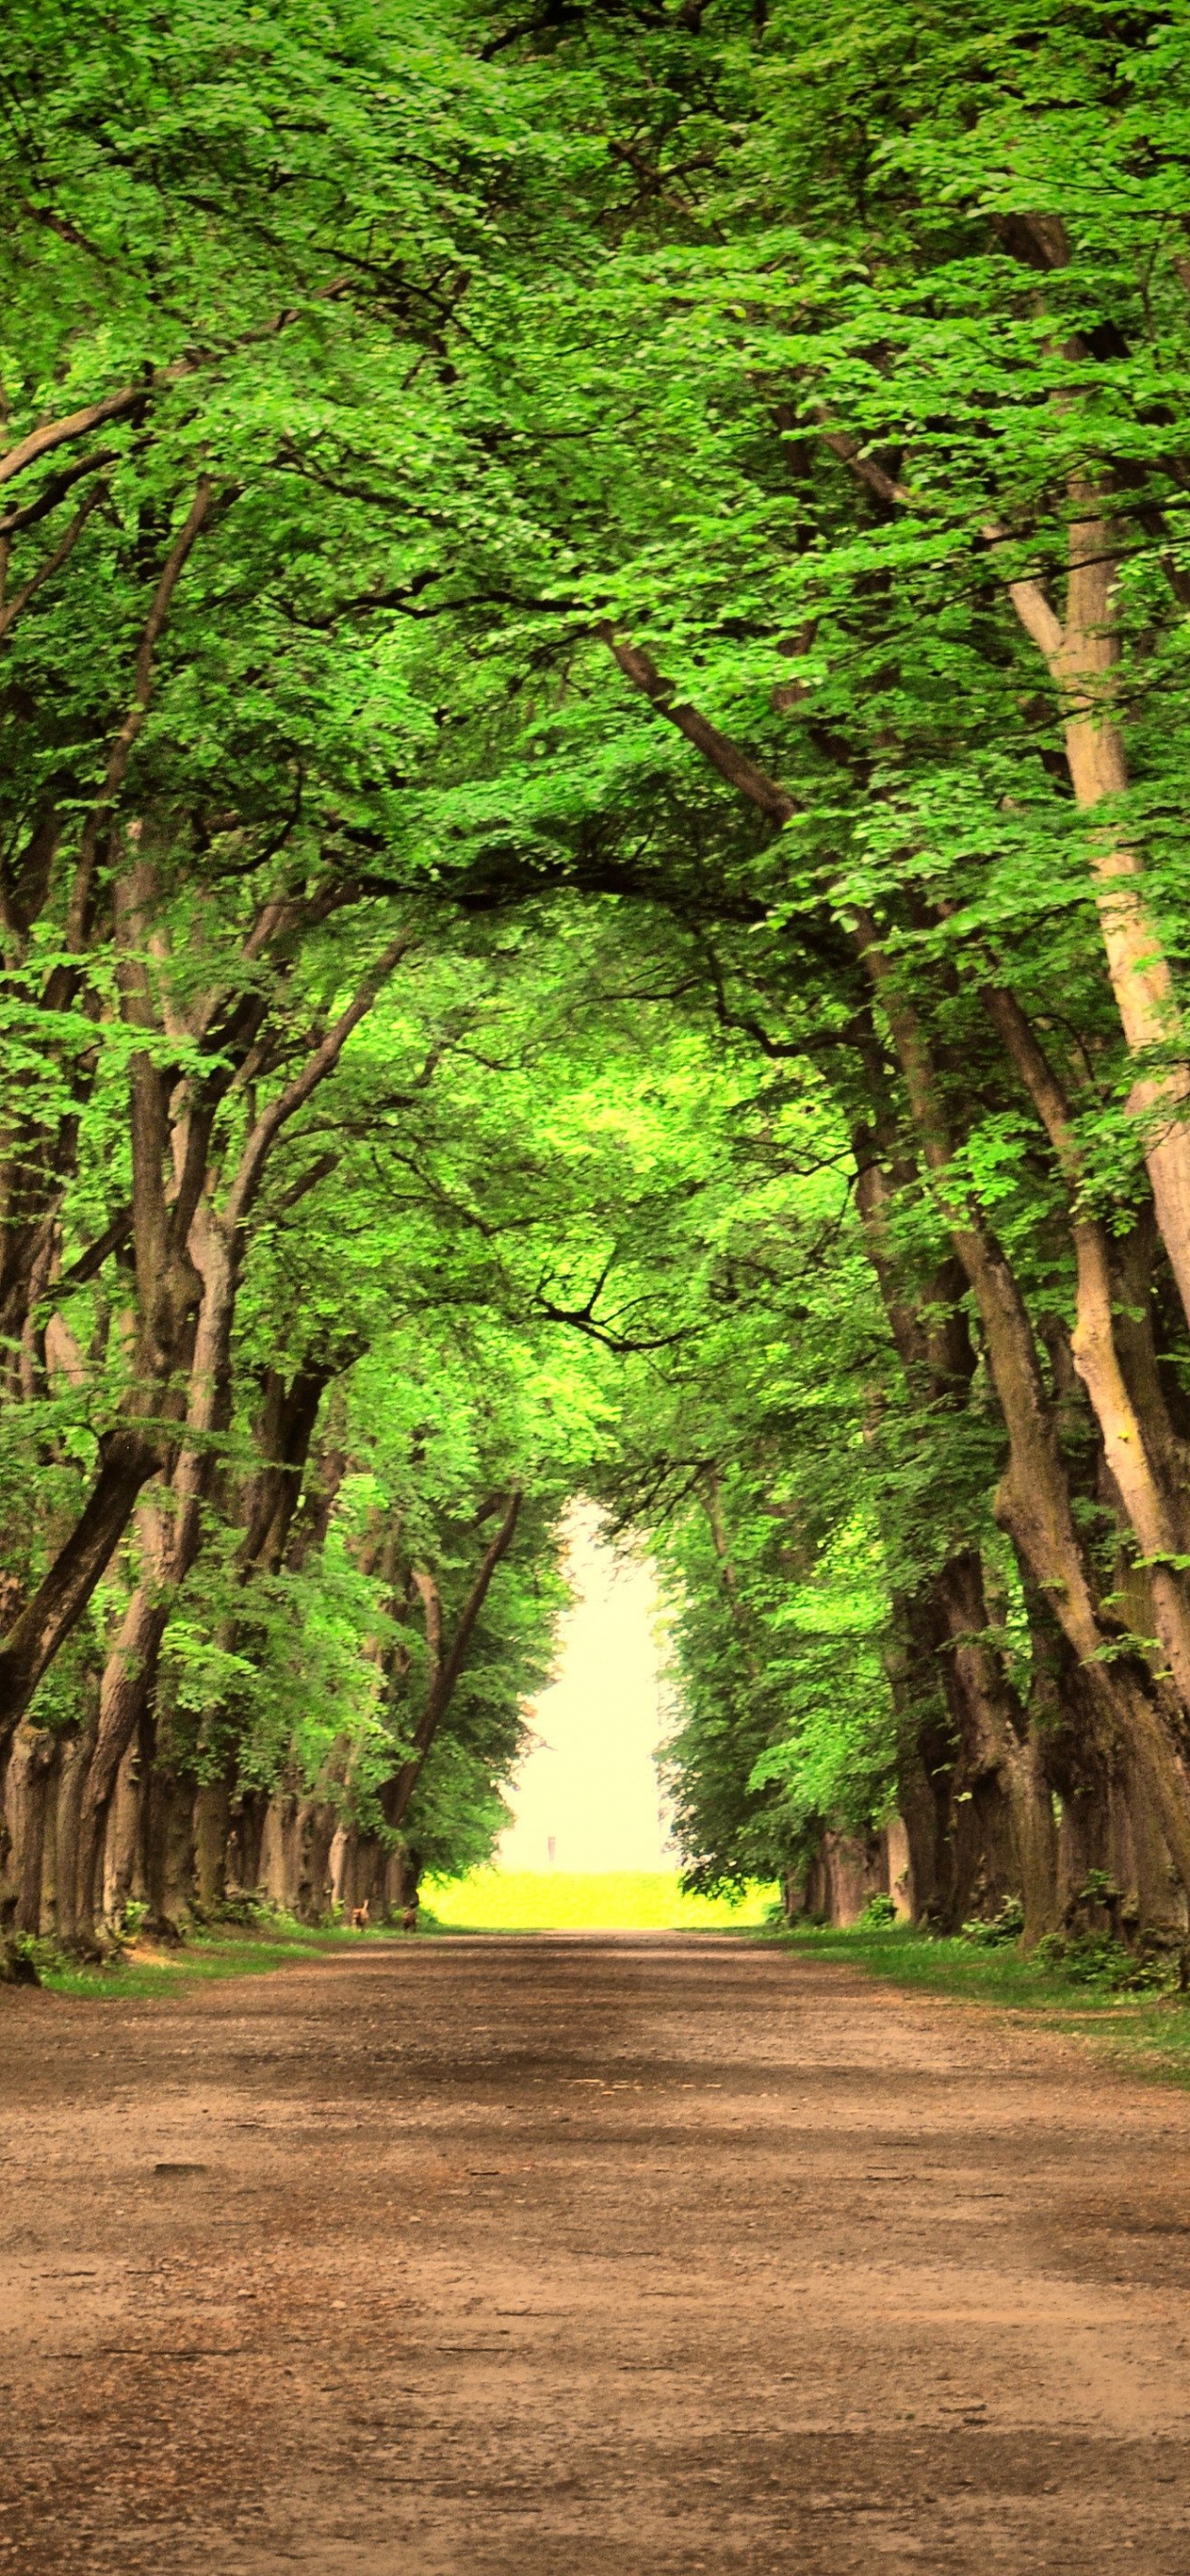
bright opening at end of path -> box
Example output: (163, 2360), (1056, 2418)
(426, 1502), (775, 1931)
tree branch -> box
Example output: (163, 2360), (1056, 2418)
(64, 478), (214, 948)
(0, 446), (120, 540)
(0, 485), (107, 642)
(55, 1206), (133, 1293)
(809, 406), (911, 508)
(224, 930), (415, 1230)
(598, 624), (797, 824)
(0, 385), (150, 488)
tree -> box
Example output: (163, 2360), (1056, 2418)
(8, 0), (1190, 1966)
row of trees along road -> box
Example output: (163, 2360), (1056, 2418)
(4, 0), (1190, 1957)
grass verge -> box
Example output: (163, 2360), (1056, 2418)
(7, 1916), (418, 2003)
(767, 1920), (1190, 2089)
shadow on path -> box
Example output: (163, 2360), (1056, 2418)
(1, 1932), (1187, 2573)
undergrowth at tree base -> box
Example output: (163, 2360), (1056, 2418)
(766, 1920), (1190, 2089)
(0, 1905), (440, 2000)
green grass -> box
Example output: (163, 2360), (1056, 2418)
(422, 1868), (778, 1932)
(768, 1919), (1190, 2088)
(14, 1916), (406, 2003)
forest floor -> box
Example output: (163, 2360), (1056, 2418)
(2, 1933), (1189, 2576)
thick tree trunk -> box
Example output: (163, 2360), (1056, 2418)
(881, 1586), (958, 1927)
(103, 1731), (148, 1926)
(330, 1821), (350, 1914)
(259, 1791), (304, 1912)
(299, 1802), (338, 1922)
(194, 1779), (231, 1916)
(4, 1724), (57, 1936)
(932, 1552), (1023, 1917)
(855, 1143), (1037, 1924)
(332, 1827), (387, 1920)
(982, 986), (1190, 1708)
(882, 1817), (914, 1920)
(53, 1721), (98, 1947)
(72, 1202), (236, 1943)
(74, 1582), (172, 1942)
(896, 1766), (948, 1926)
(390, 1843), (422, 1916)
(1012, 1734), (1062, 1948)
(861, 932), (1190, 1911)
(1004, 484), (1190, 1330)
(144, 1764), (195, 1933)
(0, 1431), (159, 1754)
(228, 1787), (269, 1895)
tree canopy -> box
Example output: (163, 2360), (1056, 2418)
(5, 0), (1190, 1958)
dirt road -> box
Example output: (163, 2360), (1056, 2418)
(2, 1933), (1189, 2574)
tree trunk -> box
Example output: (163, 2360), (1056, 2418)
(981, 980), (1190, 1708)
(855, 1141), (1035, 1925)
(881, 1587), (957, 1927)
(144, 1763), (195, 1934)
(1003, 1731), (1062, 1950)
(388, 1842), (422, 1916)
(881, 1818), (914, 1920)
(103, 1729), (148, 1926)
(4, 1724), (57, 1936)
(298, 1801), (337, 1922)
(0, 1429), (159, 1753)
(228, 1787), (269, 1895)
(1023, 489), (1190, 1332)
(74, 1580), (172, 1942)
(863, 929), (1190, 1911)
(259, 1791), (303, 1912)
(383, 1492), (522, 1834)
(193, 1778), (231, 1916)
(53, 1720), (98, 1947)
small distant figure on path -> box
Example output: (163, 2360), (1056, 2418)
(400, 1904), (419, 1933)
(350, 1900), (370, 1931)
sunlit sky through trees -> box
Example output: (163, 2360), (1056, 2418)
(498, 1507), (673, 1874)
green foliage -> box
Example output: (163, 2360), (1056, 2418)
(6, 0), (1190, 1940)
(1032, 1930), (1178, 1993)
(960, 1898), (1025, 1947)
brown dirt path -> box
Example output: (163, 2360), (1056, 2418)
(2, 1933), (1189, 2575)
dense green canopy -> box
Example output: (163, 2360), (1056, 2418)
(4, 0), (1190, 1955)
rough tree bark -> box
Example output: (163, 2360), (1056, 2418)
(599, 627), (1190, 1919)
(1000, 485), (1190, 1332)
(981, 981), (1190, 1706)
(0, 489), (217, 1753)
(816, 357), (1190, 1337)
(65, 929), (412, 1941)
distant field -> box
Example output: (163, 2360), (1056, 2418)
(421, 1870), (778, 1931)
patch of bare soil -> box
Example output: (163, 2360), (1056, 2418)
(1, 1933), (1189, 2574)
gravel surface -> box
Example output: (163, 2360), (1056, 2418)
(2, 1930), (1189, 2573)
